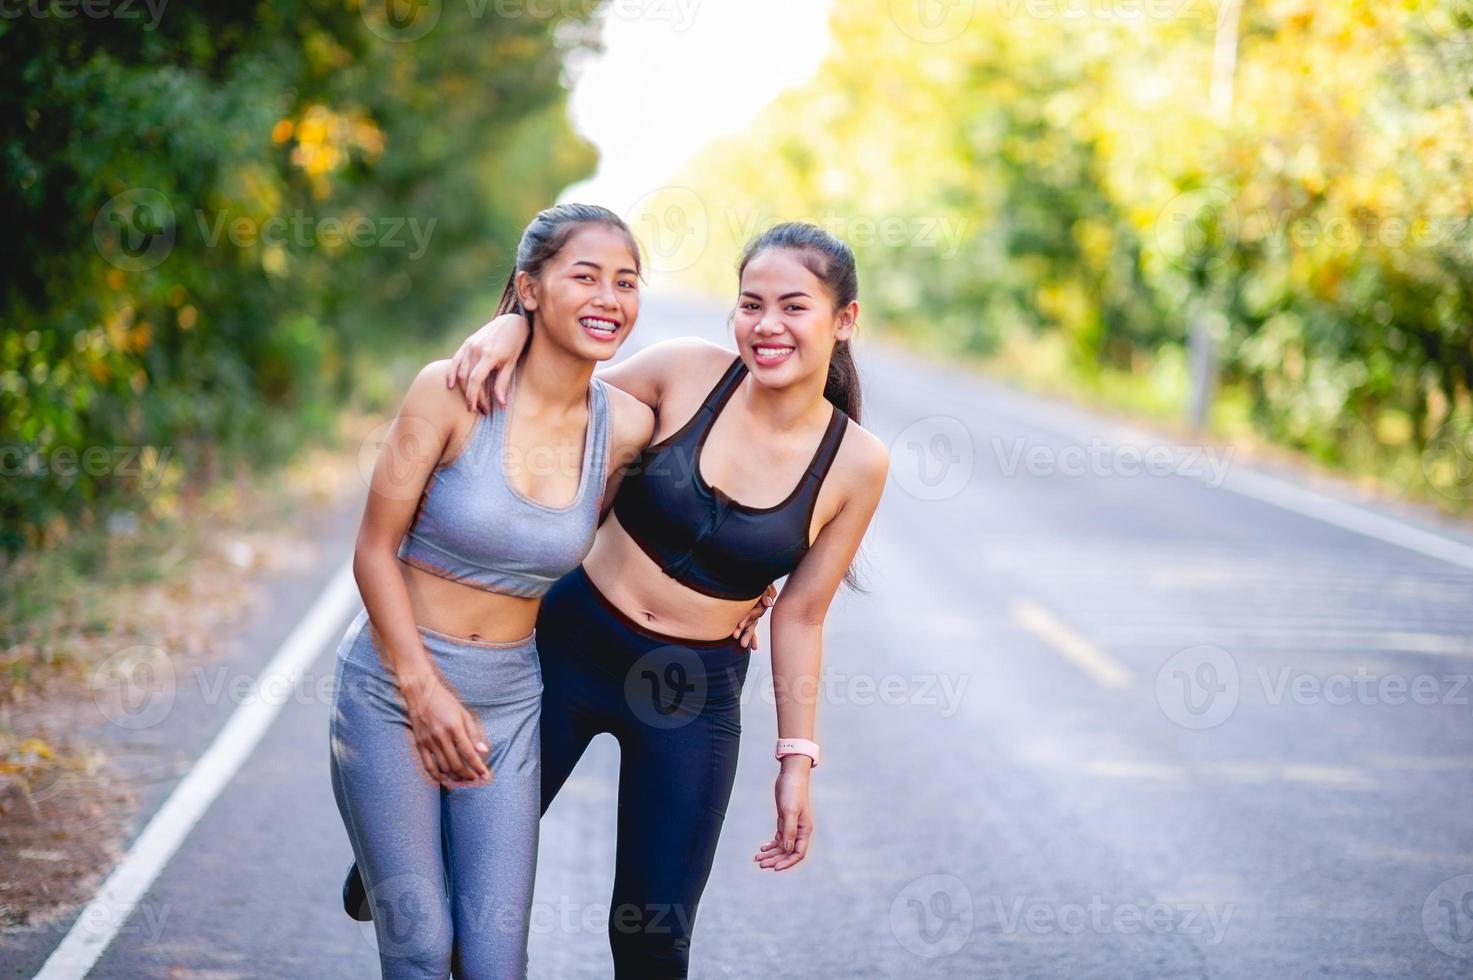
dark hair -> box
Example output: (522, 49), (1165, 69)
(494, 203), (642, 330)
(738, 221), (869, 592)
(737, 221), (862, 424)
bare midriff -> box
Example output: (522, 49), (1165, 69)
(581, 512), (762, 642)
(397, 560), (540, 644)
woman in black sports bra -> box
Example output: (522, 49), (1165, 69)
(610, 347), (853, 600)
(346, 222), (889, 978)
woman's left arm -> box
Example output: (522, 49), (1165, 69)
(754, 429), (889, 872)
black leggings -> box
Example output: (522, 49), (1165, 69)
(536, 563), (749, 980)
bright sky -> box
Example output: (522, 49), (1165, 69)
(558, 0), (835, 211)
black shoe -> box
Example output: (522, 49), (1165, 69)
(342, 861), (372, 922)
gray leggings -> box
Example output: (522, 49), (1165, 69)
(329, 608), (542, 979)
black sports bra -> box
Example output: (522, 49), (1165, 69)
(612, 355), (849, 601)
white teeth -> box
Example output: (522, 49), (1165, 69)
(756, 346), (793, 357)
(580, 317), (617, 336)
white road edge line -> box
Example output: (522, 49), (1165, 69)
(1217, 467), (1473, 572)
(35, 559), (359, 980)
(1012, 598), (1132, 690)
(975, 387), (1473, 573)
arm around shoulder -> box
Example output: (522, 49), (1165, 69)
(596, 336), (735, 411)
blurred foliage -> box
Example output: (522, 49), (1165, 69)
(0, 0), (599, 552)
(668, 0), (1473, 504)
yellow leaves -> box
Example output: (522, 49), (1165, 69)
(1291, 145), (1326, 195)
(127, 322), (152, 353)
(18, 738), (54, 761)
(1312, 261), (1344, 300)
(304, 29), (352, 73)
(178, 306), (197, 331)
(104, 307), (133, 351)
(1125, 201), (1165, 236)
(1375, 410), (1414, 446)
(671, 0), (1470, 384)
(1036, 280), (1093, 338)
(1075, 219), (1114, 272)
(262, 244), (288, 276)
(292, 113), (341, 178)
(271, 118), (294, 144)
(284, 104), (387, 195)
(1042, 90), (1082, 130)
(1333, 172), (1394, 220)
(1265, 0), (1316, 33)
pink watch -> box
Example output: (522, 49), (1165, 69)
(775, 738), (820, 768)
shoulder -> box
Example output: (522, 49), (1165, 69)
(601, 337), (740, 412)
(375, 360), (474, 467)
(600, 380), (655, 453)
(646, 336), (734, 362)
(833, 417), (889, 501)
(403, 358), (476, 425)
(633, 337), (737, 376)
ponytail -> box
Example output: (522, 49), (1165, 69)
(824, 338), (862, 425)
(493, 268), (525, 319)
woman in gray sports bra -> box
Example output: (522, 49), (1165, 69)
(328, 204), (648, 979)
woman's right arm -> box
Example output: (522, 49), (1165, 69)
(355, 360), (492, 788)
(446, 313), (729, 416)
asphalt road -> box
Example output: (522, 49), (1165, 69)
(10, 293), (1473, 978)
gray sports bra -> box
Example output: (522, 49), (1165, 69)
(397, 371), (611, 598)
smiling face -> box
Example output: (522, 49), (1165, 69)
(732, 247), (857, 387)
(517, 223), (640, 360)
